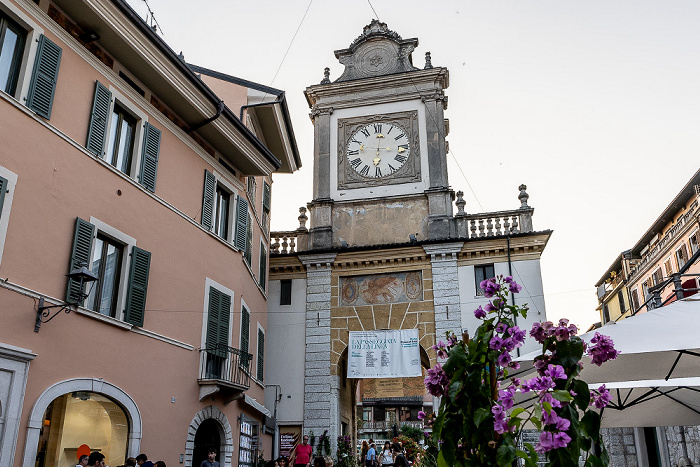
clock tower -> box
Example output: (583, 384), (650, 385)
(304, 19), (452, 249)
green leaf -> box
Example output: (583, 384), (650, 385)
(552, 389), (574, 402)
(542, 401), (552, 414)
(496, 445), (516, 466)
(510, 407), (525, 418)
(474, 408), (491, 428)
(572, 379), (591, 410)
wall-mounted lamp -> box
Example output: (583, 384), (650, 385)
(34, 263), (98, 332)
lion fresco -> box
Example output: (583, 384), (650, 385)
(359, 276), (403, 304)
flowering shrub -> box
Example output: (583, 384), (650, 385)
(335, 435), (354, 467)
(426, 276), (619, 466)
(314, 430), (331, 457)
(391, 434), (421, 461)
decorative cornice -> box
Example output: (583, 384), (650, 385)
(423, 242), (464, 261)
(298, 253), (338, 268)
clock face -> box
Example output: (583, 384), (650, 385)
(346, 122), (410, 179)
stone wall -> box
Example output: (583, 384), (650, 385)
(602, 427), (639, 467)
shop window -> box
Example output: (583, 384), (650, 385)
(238, 417), (258, 467)
(35, 392), (128, 467)
(474, 264), (495, 296)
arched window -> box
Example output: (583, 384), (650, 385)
(35, 392), (129, 467)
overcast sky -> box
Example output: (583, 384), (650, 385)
(126, 0), (700, 330)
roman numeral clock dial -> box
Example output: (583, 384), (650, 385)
(346, 123), (410, 179)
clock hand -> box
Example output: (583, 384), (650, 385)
(372, 157), (381, 166)
(360, 144), (364, 151)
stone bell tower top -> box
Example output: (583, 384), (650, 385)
(333, 19), (420, 82)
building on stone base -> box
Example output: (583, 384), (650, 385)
(263, 20), (551, 458)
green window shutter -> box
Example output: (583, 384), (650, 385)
(234, 195), (248, 250)
(85, 81), (112, 156)
(124, 246), (151, 327)
(0, 176), (7, 220)
(241, 306), (250, 353)
(66, 218), (95, 303)
(201, 170), (216, 230)
(206, 287), (231, 358)
(259, 244), (267, 290)
(139, 122), (161, 192)
(244, 213), (253, 265)
(26, 35), (62, 119)
(257, 329), (264, 381)
(262, 181), (271, 211)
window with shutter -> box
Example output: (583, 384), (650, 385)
(0, 13), (26, 96)
(257, 328), (264, 381)
(206, 287), (231, 358)
(631, 289), (640, 311)
(26, 34), (61, 119)
(259, 242), (267, 290)
(244, 213), (253, 266)
(690, 232), (700, 255)
(240, 306), (251, 373)
(280, 279), (292, 306)
(86, 81), (112, 156)
(0, 175), (7, 220)
(124, 246), (151, 326)
(139, 122), (160, 191)
(617, 291), (626, 313)
(201, 170), (216, 230)
(262, 181), (271, 236)
(234, 196), (248, 251)
(676, 244), (689, 270)
(66, 218), (95, 303)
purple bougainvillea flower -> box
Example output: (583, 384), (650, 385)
(545, 364), (567, 380)
(508, 281), (522, 294)
(489, 335), (504, 350)
(424, 363), (449, 397)
(496, 322), (508, 334)
(417, 410), (426, 420)
(497, 351), (512, 367)
(474, 306), (486, 319)
(432, 340), (448, 359)
(587, 333), (620, 366)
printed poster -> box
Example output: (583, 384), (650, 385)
(348, 329), (421, 378)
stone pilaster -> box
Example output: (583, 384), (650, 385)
(423, 243), (463, 339)
(299, 253), (337, 452)
(310, 106), (333, 200)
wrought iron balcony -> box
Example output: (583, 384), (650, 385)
(198, 344), (252, 402)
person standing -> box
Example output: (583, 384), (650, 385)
(365, 443), (376, 467)
(87, 453), (106, 467)
(379, 441), (394, 466)
(136, 454), (153, 467)
(76, 455), (89, 467)
(290, 435), (312, 467)
(199, 450), (219, 467)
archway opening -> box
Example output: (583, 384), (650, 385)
(338, 345), (433, 457)
(35, 392), (128, 467)
(193, 419), (221, 467)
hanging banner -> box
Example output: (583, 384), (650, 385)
(348, 329), (421, 378)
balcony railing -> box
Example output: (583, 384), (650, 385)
(198, 344), (252, 391)
(359, 420), (424, 431)
(629, 199), (699, 281)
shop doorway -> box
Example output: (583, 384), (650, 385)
(192, 419), (221, 467)
(35, 392), (129, 467)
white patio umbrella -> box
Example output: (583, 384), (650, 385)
(591, 377), (700, 428)
(515, 297), (700, 384)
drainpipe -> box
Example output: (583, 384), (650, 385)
(267, 384), (282, 459)
(188, 100), (225, 134)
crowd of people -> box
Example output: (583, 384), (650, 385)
(361, 439), (410, 467)
(75, 452), (166, 467)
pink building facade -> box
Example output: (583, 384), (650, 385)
(0, 1), (299, 467)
